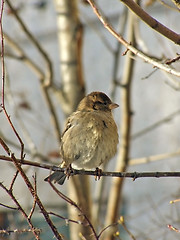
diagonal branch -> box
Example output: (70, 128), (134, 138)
(120, 0), (180, 45)
(86, 0), (180, 77)
(48, 181), (98, 239)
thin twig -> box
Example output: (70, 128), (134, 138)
(0, 228), (41, 236)
(98, 222), (118, 238)
(141, 68), (158, 80)
(157, 0), (180, 11)
(48, 212), (84, 225)
(9, 170), (19, 190)
(167, 224), (180, 233)
(165, 54), (180, 65)
(129, 148), (180, 165)
(170, 198), (180, 204)
(28, 174), (37, 220)
(0, 182), (41, 240)
(0, 0), (24, 159)
(48, 180), (99, 239)
(0, 203), (18, 211)
(118, 216), (136, 240)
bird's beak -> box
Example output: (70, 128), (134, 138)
(109, 102), (119, 110)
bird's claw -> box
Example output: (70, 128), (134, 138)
(65, 164), (74, 180)
(95, 167), (102, 181)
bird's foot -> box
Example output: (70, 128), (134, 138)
(95, 167), (102, 181)
(65, 164), (74, 180)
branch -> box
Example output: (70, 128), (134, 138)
(0, 203), (18, 211)
(120, 0), (180, 45)
(0, 228), (41, 236)
(28, 174), (37, 220)
(130, 148), (180, 165)
(167, 224), (180, 233)
(105, 8), (135, 237)
(0, 154), (180, 179)
(86, 0), (180, 77)
(48, 212), (84, 225)
(118, 216), (136, 240)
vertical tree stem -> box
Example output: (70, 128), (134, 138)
(105, 9), (136, 239)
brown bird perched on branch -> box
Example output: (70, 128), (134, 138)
(44, 91), (119, 184)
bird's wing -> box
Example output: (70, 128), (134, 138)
(60, 111), (103, 167)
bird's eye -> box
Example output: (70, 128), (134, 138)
(93, 101), (108, 110)
(93, 101), (102, 110)
(96, 101), (103, 105)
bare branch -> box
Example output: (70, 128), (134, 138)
(0, 203), (18, 211)
(0, 154), (180, 179)
(0, 228), (41, 236)
(28, 174), (37, 220)
(86, 0), (180, 77)
(48, 181), (98, 239)
(48, 211), (84, 225)
(0, 0), (24, 159)
(105, 8), (135, 236)
(165, 54), (180, 65)
(118, 216), (136, 240)
(167, 224), (180, 233)
(170, 198), (180, 204)
(119, 0), (180, 44)
(130, 148), (180, 165)
(9, 170), (19, 190)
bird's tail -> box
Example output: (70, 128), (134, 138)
(44, 171), (66, 185)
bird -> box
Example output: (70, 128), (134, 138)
(44, 91), (119, 184)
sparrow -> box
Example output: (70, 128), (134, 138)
(44, 91), (119, 184)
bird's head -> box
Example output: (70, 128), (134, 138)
(77, 91), (119, 112)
